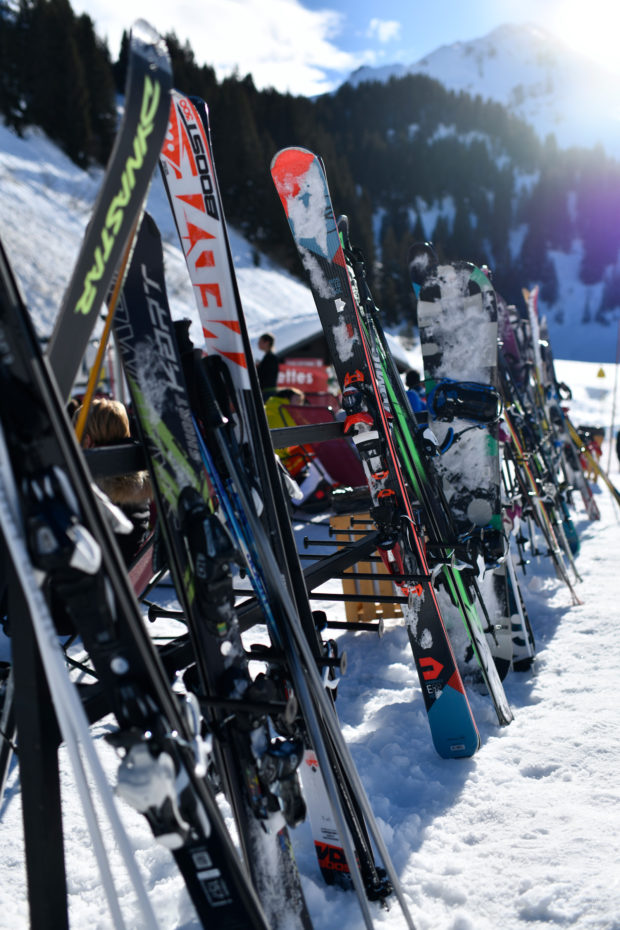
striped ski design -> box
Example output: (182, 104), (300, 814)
(160, 92), (250, 388)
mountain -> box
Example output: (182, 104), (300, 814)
(347, 23), (620, 157)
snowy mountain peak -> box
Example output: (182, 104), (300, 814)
(345, 22), (620, 156)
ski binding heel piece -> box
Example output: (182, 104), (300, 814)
(116, 742), (192, 850)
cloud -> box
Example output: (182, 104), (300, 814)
(72, 0), (361, 95)
(367, 18), (401, 43)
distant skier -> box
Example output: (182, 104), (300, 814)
(256, 332), (280, 398)
(405, 369), (426, 414)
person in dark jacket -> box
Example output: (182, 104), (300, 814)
(75, 399), (152, 566)
(405, 368), (426, 414)
(257, 332), (280, 397)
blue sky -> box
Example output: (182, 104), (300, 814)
(72, 0), (619, 96)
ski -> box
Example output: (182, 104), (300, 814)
(271, 146), (488, 752)
(410, 248), (504, 558)
(502, 405), (582, 604)
(537, 315), (601, 521)
(46, 19), (172, 400)
(565, 416), (620, 507)
(0, 664), (14, 805)
(158, 94), (418, 930)
(115, 211), (314, 930)
(522, 288), (583, 551)
(0, 232), (271, 929)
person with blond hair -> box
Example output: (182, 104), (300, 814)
(76, 399), (152, 565)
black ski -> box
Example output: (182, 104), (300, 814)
(115, 211), (313, 930)
(46, 19), (172, 399)
(0, 231), (270, 929)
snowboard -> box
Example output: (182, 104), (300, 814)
(409, 246), (513, 677)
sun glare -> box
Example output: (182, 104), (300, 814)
(550, 0), (620, 75)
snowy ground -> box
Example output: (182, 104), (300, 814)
(0, 359), (619, 930)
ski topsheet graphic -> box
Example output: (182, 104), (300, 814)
(159, 92), (251, 391)
(272, 146), (485, 755)
(411, 251), (503, 556)
(47, 19), (172, 400)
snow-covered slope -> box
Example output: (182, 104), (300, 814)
(0, 121), (322, 362)
(0, 120), (416, 374)
(347, 23), (620, 157)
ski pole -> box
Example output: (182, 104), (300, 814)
(74, 213), (142, 442)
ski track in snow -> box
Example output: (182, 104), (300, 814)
(1, 124), (620, 930)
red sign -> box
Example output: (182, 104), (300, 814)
(277, 358), (329, 392)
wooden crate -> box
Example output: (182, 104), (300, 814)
(329, 513), (403, 622)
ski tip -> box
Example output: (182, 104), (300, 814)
(407, 241), (438, 287)
(270, 146), (315, 175)
(129, 19), (169, 61)
(188, 95), (209, 122)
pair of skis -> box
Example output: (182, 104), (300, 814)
(0, 229), (275, 927)
(271, 147), (514, 758)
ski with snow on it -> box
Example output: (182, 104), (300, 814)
(409, 245), (504, 559)
(271, 145), (487, 755)
(46, 19), (172, 400)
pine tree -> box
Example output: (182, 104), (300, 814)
(112, 30), (130, 94)
(27, 0), (92, 165)
(75, 13), (116, 163)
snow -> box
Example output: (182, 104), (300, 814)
(2, 116), (620, 930)
(346, 23), (620, 160)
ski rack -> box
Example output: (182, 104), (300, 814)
(269, 421), (344, 446)
(83, 442), (145, 477)
(81, 425), (340, 478)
